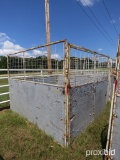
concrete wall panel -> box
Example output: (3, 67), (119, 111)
(10, 77), (111, 146)
(10, 79), (65, 146)
(94, 81), (108, 118)
(70, 80), (108, 142)
(70, 83), (94, 142)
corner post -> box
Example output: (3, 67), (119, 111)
(64, 41), (70, 147)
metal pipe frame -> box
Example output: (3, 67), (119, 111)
(106, 84), (115, 152)
(69, 43), (110, 58)
(8, 39), (66, 56)
(64, 41), (70, 147)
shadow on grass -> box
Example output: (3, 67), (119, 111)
(101, 124), (109, 160)
(0, 106), (10, 112)
(0, 155), (4, 160)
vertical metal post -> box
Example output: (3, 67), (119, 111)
(18, 56), (19, 75)
(57, 60), (58, 75)
(93, 54), (96, 121)
(107, 57), (111, 100)
(83, 57), (85, 70)
(7, 55), (10, 82)
(106, 84), (115, 155)
(56, 60), (58, 84)
(63, 60), (64, 75)
(111, 59), (113, 71)
(80, 58), (81, 70)
(94, 54), (96, 70)
(64, 41), (70, 147)
(88, 57), (89, 70)
(23, 52), (26, 80)
(45, 0), (52, 74)
(94, 54), (96, 83)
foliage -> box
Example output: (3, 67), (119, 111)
(0, 56), (7, 69)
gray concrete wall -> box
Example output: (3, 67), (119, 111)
(70, 83), (94, 142)
(70, 80), (108, 142)
(94, 81), (108, 118)
(9, 79), (65, 146)
(9, 77), (111, 146)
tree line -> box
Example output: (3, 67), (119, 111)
(0, 55), (112, 70)
(0, 56), (7, 69)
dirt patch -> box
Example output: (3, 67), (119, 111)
(0, 107), (10, 112)
(4, 151), (18, 160)
(0, 109), (10, 114)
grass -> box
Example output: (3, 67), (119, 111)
(0, 102), (110, 160)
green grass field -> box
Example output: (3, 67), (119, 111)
(0, 102), (110, 160)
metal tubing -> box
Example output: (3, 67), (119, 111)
(0, 85), (9, 88)
(0, 92), (9, 96)
(70, 43), (110, 58)
(23, 52), (26, 79)
(64, 41), (70, 147)
(7, 55), (10, 82)
(0, 77), (8, 79)
(9, 39), (66, 56)
(0, 69), (8, 71)
(106, 84), (115, 151)
(107, 58), (111, 100)
(0, 100), (10, 104)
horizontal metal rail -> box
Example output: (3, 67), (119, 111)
(0, 69), (8, 71)
(0, 100), (10, 104)
(0, 92), (9, 96)
(8, 39), (113, 59)
(0, 77), (8, 79)
(8, 39), (66, 56)
(0, 69), (9, 106)
(69, 43), (110, 58)
(9, 69), (63, 71)
(0, 85), (9, 88)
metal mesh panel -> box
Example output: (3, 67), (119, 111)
(69, 44), (113, 86)
(8, 40), (116, 87)
(111, 58), (116, 69)
(8, 40), (65, 86)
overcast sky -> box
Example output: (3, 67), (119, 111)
(0, 0), (120, 58)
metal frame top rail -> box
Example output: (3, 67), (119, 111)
(8, 39), (111, 59)
(8, 39), (66, 56)
(69, 43), (110, 58)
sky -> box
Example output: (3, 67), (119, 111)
(0, 0), (120, 58)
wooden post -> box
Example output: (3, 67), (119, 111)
(45, 0), (52, 74)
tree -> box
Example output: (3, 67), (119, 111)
(0, 56), (7, 69)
